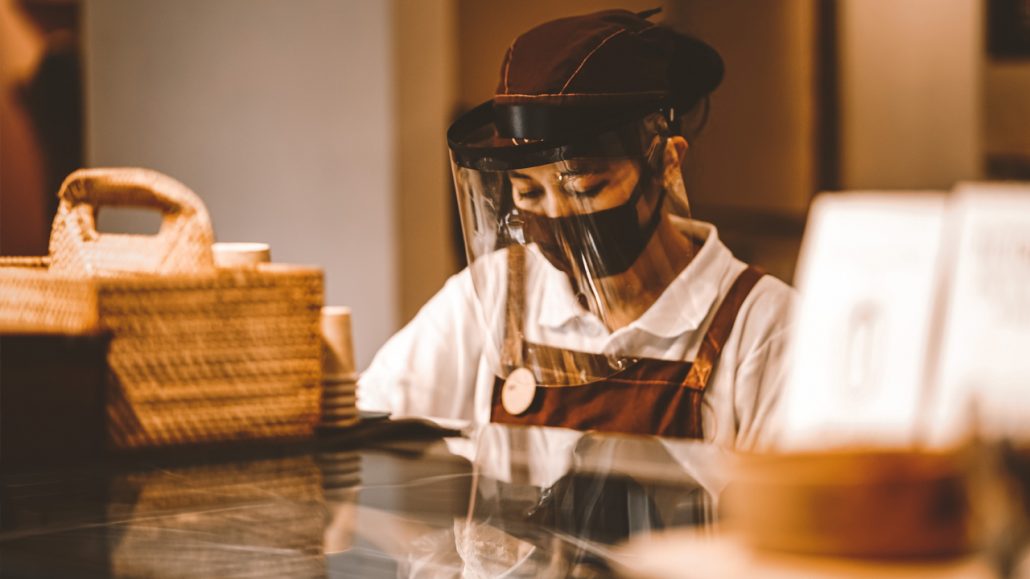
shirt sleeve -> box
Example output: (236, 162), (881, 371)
(732, 278), (797, 451)
(357, 268), (485, 421)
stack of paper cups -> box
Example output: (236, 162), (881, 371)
(320, 306), (359, 428)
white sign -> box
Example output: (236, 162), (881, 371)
(926, 183), (1030, 444)
(779, 192), (948, 450)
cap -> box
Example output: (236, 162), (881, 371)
(491, 8), (724, 141)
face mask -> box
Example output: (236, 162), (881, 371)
(516, 166), (666, 279)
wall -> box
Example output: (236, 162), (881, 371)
(984, 61), (1030, 160)
(978, 0), (1030, 176)
(394, 0), (459, 324)
(667, 0), (817, 216)
(84, 0), (396, 369)
(838, 0), (981, 190)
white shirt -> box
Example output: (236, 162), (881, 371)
(358, 219), (795, 451)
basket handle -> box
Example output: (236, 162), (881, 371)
(48, 168), (216, 275)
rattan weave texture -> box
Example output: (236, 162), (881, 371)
(0, 168), (324, 449)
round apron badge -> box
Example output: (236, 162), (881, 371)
(501, 367), (536, 416)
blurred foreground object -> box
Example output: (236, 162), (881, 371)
(711, 182), (1030, 576)
(613, 527), (992, 579)
(780, 184), (1030, 449)
(724, 450), (972, 558)
(0, 0), (51, 256)
(929, 184), (1030, 444)
(0, 332), (108, 470)
(779, 192), (950, 449)
(0, 167), (324, 452)
(936, 184), (1030, 577)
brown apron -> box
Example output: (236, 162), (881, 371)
(491, 253), (765, 440)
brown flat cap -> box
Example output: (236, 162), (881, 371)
(490, 8), (723, 140)
(448, 9), (723, 167)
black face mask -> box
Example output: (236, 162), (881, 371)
(516, 166), (666, 279)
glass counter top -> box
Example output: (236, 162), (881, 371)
(0, 420), (719, 578)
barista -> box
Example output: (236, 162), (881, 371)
(359, 8), (795, 450)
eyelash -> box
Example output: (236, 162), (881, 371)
(513, 181), (607, 201)
(568, 182), (606, 198)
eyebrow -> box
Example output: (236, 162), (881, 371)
(510, 172), (532, 180)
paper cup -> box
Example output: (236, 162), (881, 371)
(212, 242), (271, 267)
(321, 306), (356, 378)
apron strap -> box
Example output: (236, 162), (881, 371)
(683, 266), (766, 391)
(502, 244), (526, 371)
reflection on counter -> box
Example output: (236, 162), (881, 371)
(9, 419), (1030, 577)
(389, 425), (718, 578)
(108, 456), (327, 578)
(0, 451), (341, 578)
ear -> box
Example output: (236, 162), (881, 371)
(660, 136), (692, 217)
(664, 136), (689, 168)
(661, 136), (689, 182)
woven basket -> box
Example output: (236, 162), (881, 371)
(0, 168), (324, 450)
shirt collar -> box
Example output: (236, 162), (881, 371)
(535, 218), (735, 337)
(536, 263), (587, 329)
(630, 219), (728, 338)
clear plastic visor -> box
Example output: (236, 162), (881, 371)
(450, 116), (697, 387)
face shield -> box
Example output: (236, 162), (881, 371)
(449, 102), (696, 388)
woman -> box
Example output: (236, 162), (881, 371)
(358, 8), (794, 451)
